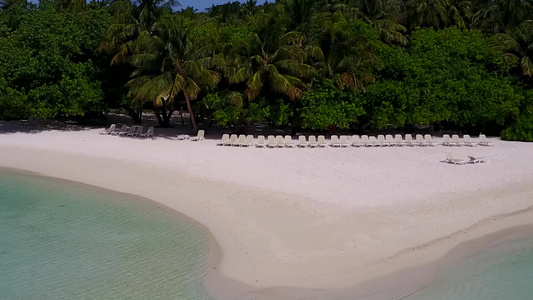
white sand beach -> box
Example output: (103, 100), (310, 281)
(1, 121), (533, 299)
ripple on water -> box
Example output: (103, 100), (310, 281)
(0, 171), (214, 300)
(402, 235), (533, 300)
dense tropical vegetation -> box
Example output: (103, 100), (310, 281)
(1, 0), (532, 140)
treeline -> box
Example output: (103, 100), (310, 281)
(0, 0), (532, 141)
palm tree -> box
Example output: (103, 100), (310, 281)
(241, 0), (258, 16)
(493, 21), (533, 78)
(227, 9), (314, 102)
(100, 0), (177, 64)
(372, 20), (408, 45)
(127, 15), (220, 130)
(472, 0), (533, 33)
(350, 0), (408, 45)
(279, 0), (323, 32)
(405, 0), (472, 30)
(207, 1), (242, 24)
(316, 19), (380, 91)
(54, 0), (86, 11)
(235, 33), (311, 101)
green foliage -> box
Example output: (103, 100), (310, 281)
(204, 92), (241, 126)
(501, 111), (533, 142)
(0, 6), (108, 119)
(298, 80), (365, 130)
(203, 92), (267, 126)
(0, 0), (532, 141)
(368, 27), (523, 129)
(265, 99), (293, 126)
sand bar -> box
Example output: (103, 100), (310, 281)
(1, 122), (533, 299)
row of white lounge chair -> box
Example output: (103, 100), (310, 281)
(217, 133), (493, 148)
(442, 134), (493, 147)
(100, 124), (494, 148)
(100, 124), (154, 138)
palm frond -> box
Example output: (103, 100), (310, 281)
(245, 72), (263, 100)
(185, 79), (201, 101)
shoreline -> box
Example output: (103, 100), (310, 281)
(1, 127), (533, 299)
(3, 165), (533, 300)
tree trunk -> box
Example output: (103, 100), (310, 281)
(178, 110), (185, 126)
(162, 109), (172, 127)
(129, 104), (142, 124)
(154, 98), (173, 127)
(154, 107), (164, 126)
(184, 93), (198, 132)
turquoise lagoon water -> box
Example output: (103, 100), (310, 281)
(402, 235), (533, 300)
(0, 171), (214, 300)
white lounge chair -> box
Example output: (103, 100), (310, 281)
(339, 135), (349, 147)
(218, 134), (229, 146)
(442, 134), (452, 146)
(468, 156), (486, 164)
(139, 127), (154, 139)
(404, 134), (415, 146)
(330, 135), (341, 147)
(284, 135), (295, 148)
(276, 135), (285, 148)
(308, 136), (318, 148)
(234, 134), (246, 146)
(297, 136), (307, 148)
(100, 124), (116, 135)
(385, 134), (396, 146)
(177, 134), (190, 140)
(122, 126), (136, 137)
(241, 135), (253, 147)
(415, 134), (426, 146)
(131, 126), (144, 137)
(352, 135), (363, 147)
(191, 130), (205, 141)
(317, 135), (327, 147)
(424, 134), (436, 146)
(361, 135), (370, 147)
(110, 124), (126, 136)
(478, 134), (494, 146)
(463, 135), (476, 147)
(367, 136), (377, 147)
(377, 135), (387, 146)
(451, 134), (463, 146)
(445, 152), (466, 165)
(113, 125), (128, 136)
(256, 135), (265, 148)
(227, 134), (238, 146)
(266, 135), (277, 148)
(395, 134), (405, 146)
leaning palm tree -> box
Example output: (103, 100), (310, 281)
(493, 21), (533, 78)
(127, 15), (220, 130)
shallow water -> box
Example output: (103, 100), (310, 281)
(0, 171), (214, 300)
(402, 236), (533, 300)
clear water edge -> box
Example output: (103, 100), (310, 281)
(1, 169), (533, 300)
(0, 170), (215, 300)
(401, 235), (533, 300)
